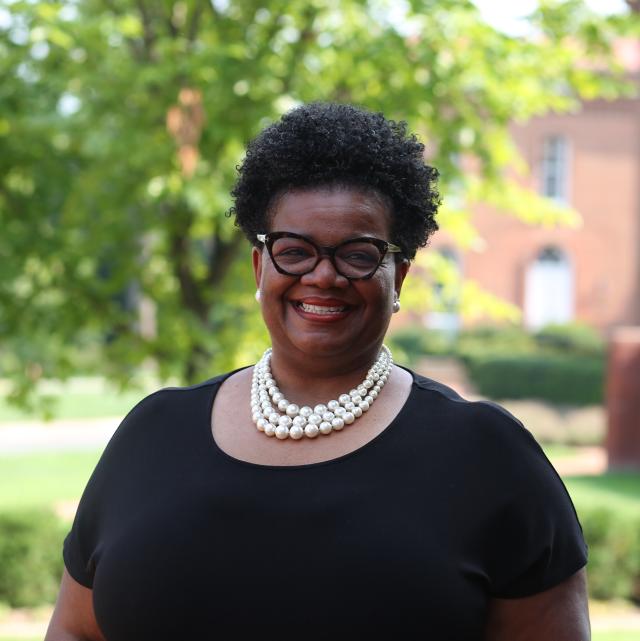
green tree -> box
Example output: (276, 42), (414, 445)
(0, 0), (637, 413)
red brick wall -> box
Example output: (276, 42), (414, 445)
(431, 96), (640, 331)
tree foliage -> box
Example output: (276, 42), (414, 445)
(0, 0), (636, 413)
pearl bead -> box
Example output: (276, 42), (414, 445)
(363, 379), (373, 389)
(257, 418), (268, 431)
(351, 395), (362, 404)
(380, 375), (388, 384)
(304, 424), (320, 438)
(322, 411), (334, 422)
(357, 385), (367, 396)
(299, 406), (313, 418)
(369, 389), (378, 399)
(373, 385), (381, 394)
(359, 401), (370, 412)
(327, 400), (340, 411)
(272, 392), (284, 403)
(331, 417), (345, 430)
(371, 373), (380, 381)
(308, 413), (322, 425)
(261, 400), (271, 409)
(263, 407), (273, 418)
(343, 412), (355, 424)
(353, 406), (363, 418)
(269, 412), (280, 425)
(286, 403), (299, 417)
(349, 389), (358, 397)
(334, 407), (346, 417)
(339, 394), (351, 405)
(314, 404), (327, 415)
(275, 425), (289, 439)
(319, 421), (333, 434)
(344, 401), (355, 412)
(264, 424), (276, 436)
(278, 415), (292, 427)
(252, 412), (262, 422)
(292, 415), (307, 427)
(364, 395), (373, 405)
(289, 425), (304, 439)
(277, 399), (289, 412)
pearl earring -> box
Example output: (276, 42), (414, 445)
(255, 289), (261, 302)
(392, 295), (400, 313)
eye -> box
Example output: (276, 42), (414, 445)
(343, 251), (378, 264)
(275, 246), (313, 258)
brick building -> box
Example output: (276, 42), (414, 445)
(430, 39), (640, 334)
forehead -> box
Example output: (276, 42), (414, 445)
(268, 187), (391, 242)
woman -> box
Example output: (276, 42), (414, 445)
(46, 103), (589, 640)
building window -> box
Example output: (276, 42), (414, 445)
(541, 136), (569, 203)
(524, 246), (574, 330)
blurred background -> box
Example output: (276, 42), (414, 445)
(1, 0), (639, 638)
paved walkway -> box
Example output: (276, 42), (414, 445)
(0, 417), (119, 454)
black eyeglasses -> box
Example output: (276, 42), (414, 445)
(256, 231), (403, 280)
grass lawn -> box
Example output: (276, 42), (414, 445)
(0, 377), (163, 422)
(565, 472), (640, 519)
(542, 443), (587, 460)
(0, 450), (102, 513)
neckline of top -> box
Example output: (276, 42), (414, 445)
(204, 363), (422, 471)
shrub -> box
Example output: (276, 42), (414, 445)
(534, 323), (605, 357)
(464, 354), (604, 406)
(0, 509), (65, 607)
(456, 324), (536, 359)
(577, 507), (640, 601)
(387, 326), (454, 364)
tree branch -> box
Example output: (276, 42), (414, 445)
(205, 231), (244, 289)
(165, 202), (208, 320)
(186, 0), (206, 44)
(134, 0), (157, 58)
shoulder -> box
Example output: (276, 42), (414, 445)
(403, 365), (553, 473)
(106, 368), (249, 446)
(405, 365), (527, 434)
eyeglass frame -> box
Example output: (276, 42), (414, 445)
(256, 231), (404, 280)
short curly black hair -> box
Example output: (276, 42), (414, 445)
(230, 102), (440, 260)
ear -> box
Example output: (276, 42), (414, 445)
(394, 259), (410, 298)
(252, 245), (263, 288)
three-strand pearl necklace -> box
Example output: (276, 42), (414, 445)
(250, 345), (393, 440)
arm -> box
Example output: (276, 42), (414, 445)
(485, 567), (590, 641)
(45, 568), (106, 641)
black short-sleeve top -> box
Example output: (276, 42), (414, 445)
(63, 366), (587, 641)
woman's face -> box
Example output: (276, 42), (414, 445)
(252, 187), (409, 366)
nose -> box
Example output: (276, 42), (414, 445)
(299, 256), (349, 289)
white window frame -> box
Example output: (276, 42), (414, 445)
(541, 135), (571, 204)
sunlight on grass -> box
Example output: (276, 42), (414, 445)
(0, 377), (164, 422)
(0, 451), (102, 513)
(565, 473), (640, 518)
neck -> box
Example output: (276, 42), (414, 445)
(266, 344), (387, 407)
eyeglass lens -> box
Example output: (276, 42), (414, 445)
(271, 236), (383, 278)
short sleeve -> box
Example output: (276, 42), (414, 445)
(62, 391), (163, 588)
(478, 402), (588, 599)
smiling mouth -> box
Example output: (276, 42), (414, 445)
(296, 301), (349, 314)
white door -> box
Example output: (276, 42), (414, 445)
(524, 247), (574, 330)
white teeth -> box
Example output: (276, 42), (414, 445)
(299, 302), (347, 314)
